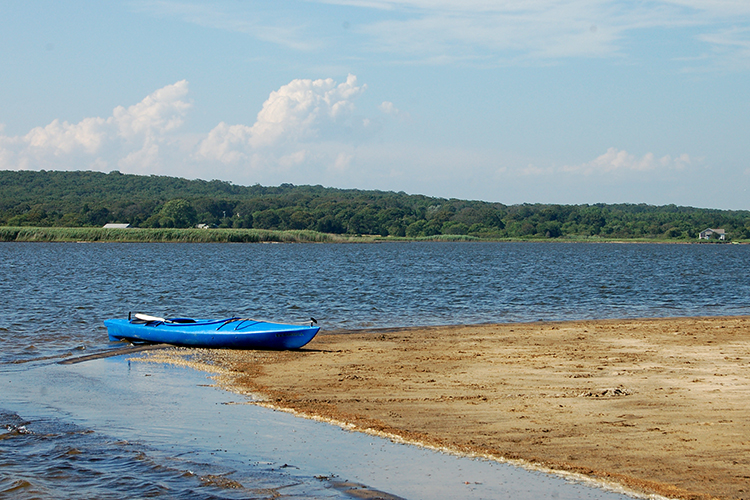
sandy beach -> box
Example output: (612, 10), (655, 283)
(141, 316), (750, 500)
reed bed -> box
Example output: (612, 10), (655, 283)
(2, 227), (724, 244)
(0, 227), (346, 243)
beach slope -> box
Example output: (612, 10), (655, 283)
(146, 317), (750, 500)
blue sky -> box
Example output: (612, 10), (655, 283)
(1, 1), (749, 209)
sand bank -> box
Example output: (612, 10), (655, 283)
(140, 317), (750, 500)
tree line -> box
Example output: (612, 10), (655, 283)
(1, 170), (749, 240)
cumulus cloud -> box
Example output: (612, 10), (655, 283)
(0, 76), (372, 183)
(196, 122), (253, 164)
(0, 80), (191, 173)
(252, 73), (366, 146)
(196, 74), (367, 163)
(113, 81), (191, 138)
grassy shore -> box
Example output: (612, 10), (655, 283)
(0, 226), (487, 243)
(0, 226), (743, 243)
(0, 226), (338, 243)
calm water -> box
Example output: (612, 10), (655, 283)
(3, 241), (749, 363)
(2, 242), (749, 499)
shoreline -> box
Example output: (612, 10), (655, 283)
(2, 226), (745, 244)
(135, 316), (750, 500)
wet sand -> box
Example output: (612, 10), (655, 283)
(142, 316), (750, 500)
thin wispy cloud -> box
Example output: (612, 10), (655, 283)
(131, 0), (323, 51)
(345, 0), (750, 64)
(353, 1), (626, 61)
(695, 26), (750, 70)
(130, 0), (749, 67)
(509, 148), (692, 178)
(561, 148), (692, 175)
(664, 0), (750, 17)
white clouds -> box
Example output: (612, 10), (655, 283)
(562, 148), (692, 175)
(378, 101), (411, 123)
(278, 150), (308, 169)
(195, 74), (367, 172)
(22, 117), (108, 156)
(0, 81), (191, 173)
(249, 74), (366, 147)
(1, 76), (373, 184)
(112, 80), (192, 138)
(196, 122), (253, 164)
(500, 148), (693, 178)
(0, 76), (707, 206)
(379, 101), (404, 116)
(332, 151), (354, 172)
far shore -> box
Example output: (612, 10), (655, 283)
(135, 316), (750, 500)
(1, 225), (746, 244)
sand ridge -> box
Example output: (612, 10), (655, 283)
(138, 316), (750, 500)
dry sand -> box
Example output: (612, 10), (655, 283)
(142, 316), (750, 500)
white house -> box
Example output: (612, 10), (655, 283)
(699, 228), (726, 240)
(103, 223), (131, 229)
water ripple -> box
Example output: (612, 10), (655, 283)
(1, 241), (749, 360)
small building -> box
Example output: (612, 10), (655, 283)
(103, 223), (131, 229)
(699, 228), (726, 240)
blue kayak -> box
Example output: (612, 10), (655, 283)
(104, 314), (320, 350)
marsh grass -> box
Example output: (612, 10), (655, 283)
(0, 227), (345, 243)
(1, 226), (739, 244)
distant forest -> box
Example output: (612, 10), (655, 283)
(1, 170), (749, 240)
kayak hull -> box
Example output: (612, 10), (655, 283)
(104, 317), (320, 350)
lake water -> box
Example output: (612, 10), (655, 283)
(2, 241), (749, 499)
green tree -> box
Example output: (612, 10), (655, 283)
(406, 220), (427, 237)
(253, 209), (281, 229)
(289, 210), (315, 230)
(156, 199), (197, 228)
(316, 215), (345, 234)
(442, 221), (469, 235)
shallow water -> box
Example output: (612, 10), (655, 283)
(2, 358), (635, 500)
(2, 241), (749, 498)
